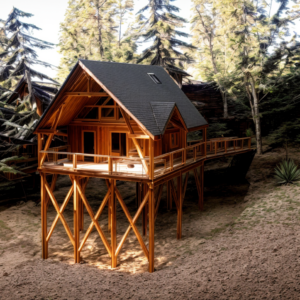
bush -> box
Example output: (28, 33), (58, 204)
(274, 159), (300, 185)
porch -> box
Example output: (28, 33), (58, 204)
(40, 137), (252, 181)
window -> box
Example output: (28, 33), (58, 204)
(170, 132), (179, 149)
(148, 73), (161, 84)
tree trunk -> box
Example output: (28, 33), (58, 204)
(220, 90), (228, 118)
(250, 79), (262, 155)
(97, 6), (104, 59)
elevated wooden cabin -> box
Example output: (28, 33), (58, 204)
(34, 60), (252, 272)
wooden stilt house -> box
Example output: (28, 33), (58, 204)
(34, 60), (252, 272)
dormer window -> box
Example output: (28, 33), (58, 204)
(148, 73), (161, 84)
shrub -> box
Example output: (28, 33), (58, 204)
(274, 159), (300, 185)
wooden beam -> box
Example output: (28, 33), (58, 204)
(177, 175), (182, 239)
(149, 187), (155, 273)
(120, 108), (149, 174)
(128, 134), (149, 139)
(64, 92), (108, 97)
(74, 177), (80, 263)
(37, 129), (68, 137)
(41, 172), (48, 259)
(111, 179), (117, 268)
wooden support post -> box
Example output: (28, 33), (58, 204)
(73, 177), (80, 263)
(111, 179), (117, 268)
(148, 186), (155, 273)
(78, 179), (82, 232)
(177, 175), (182, 239)
(149, 138), (154, 180)
(142, 183), (148, 236)
(38, 133), (42, 167)
(41, 172), (48, 259)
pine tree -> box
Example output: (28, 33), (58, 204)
(0, 8), (59, 160)
(191, 0), (233, 118)
(58, 0), (131, 81)
(135, 0), (195, 69)
(0, 8), (57, 92)
(192, 0), (300, 155)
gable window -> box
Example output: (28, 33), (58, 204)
(170, 132), (179, 149)
(148, 73), (161, 84)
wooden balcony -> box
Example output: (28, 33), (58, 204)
(39, 137), (252, 182)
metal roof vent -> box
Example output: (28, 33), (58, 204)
(148, 73), (162, 84)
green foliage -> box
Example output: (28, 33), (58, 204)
(207, 123), (232, 139)
(135, 0), (195, 69)
(245, 128), (254, 137)
(274, 159), (300, 185)
(0, 156), (26, 177)
(57, 0), (137, 82)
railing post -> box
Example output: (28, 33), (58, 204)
(193, 146), (196, 161)
(170, 153), (174, 171)
(73, 154), (77, 170)
(183, 149), (186, 165)
(225, 141), (227, 153)
(248, 137), (251, 148)
(215, 142), (217, 155)
(108, 157), (112, 174)
(242, 139), (244, 149)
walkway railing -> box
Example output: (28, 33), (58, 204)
(40, 137), (252, 180)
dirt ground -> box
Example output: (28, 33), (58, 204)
(1, 147), (300, 299)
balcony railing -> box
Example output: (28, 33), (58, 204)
(40, 137), (252, 180)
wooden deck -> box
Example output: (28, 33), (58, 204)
(40, 137), (253, 181)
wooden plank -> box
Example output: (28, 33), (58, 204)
(74, 177), (80, 263)
(41, 172), (48, 259)
(128, 134), (149, 139)
(182, 171), (189, 201)
(46, 174), (57, 207)
(111, 179), (117, 268)
(149, 187), (155, 273)
(177, 175), (182, 239)
(149, 138), (154, 180)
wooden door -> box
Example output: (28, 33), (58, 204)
(110, 132), (127, 157)
(83, 131), (95, 162)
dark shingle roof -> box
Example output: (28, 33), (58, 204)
(80, 60), (207, 136)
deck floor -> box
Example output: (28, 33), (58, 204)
(42, 147), (252, 180)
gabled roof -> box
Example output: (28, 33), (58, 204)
(150, 102), (176, 134)
(80, 60), (207, 135)
(35, 60), (208, 137)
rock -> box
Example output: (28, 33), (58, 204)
(3, 272), (9, 276)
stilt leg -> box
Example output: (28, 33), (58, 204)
(78, 179), (82, 232)
(74, 177), (80, 263)
(41, 172), (48, 259)
(142, 183), (148, 236)
(111, 179), (117, 268)
(149, 186), (155, 273)
(177, 175), (182, 239)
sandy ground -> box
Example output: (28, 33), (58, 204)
(1, 147), (300, 299)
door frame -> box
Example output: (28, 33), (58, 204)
(109, 131), (128, 157)
(81, 130), (97, 162)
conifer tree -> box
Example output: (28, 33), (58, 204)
(0, 8), (58, 159)
(191, 0), (300, 155)
(58, 0), (137, 80)
(135, 0), (195, 69)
